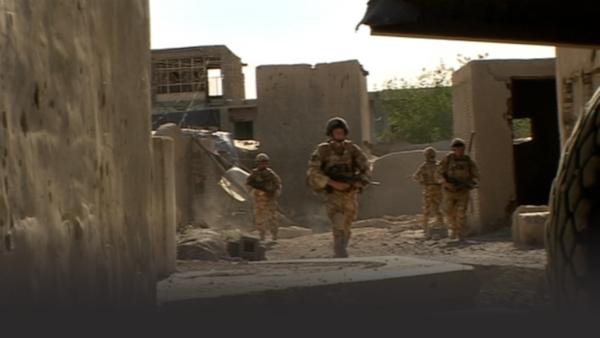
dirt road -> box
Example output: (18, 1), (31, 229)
(177, 215), (549, 311)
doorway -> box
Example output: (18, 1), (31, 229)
(511, 78), (561, 205)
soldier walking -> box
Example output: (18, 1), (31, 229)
(412, 147), (444, 239)
(246, 153), (282, 241)
(438, 138), (479, 240)
(307, 117), (371, 258)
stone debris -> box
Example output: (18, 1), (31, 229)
(177, 229), (228, 261)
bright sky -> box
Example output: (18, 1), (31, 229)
(150, 0), (556, 99)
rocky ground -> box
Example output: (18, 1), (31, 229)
(176, 214), (550, 311)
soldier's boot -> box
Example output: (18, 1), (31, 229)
(333, 230), (346, 258)
(422, 216), (432, 239)
(435, 215), (445, 230)
(259, 231), (266, 241)
(340, 231), (350, 258)
(423, 224), (432, 239)
(458, 228), (468, 241)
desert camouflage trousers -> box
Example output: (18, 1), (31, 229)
(325, 189), (358, 235)
(324, 189), (358, 257)
(444, 189), (470, 236)
(422, 185), (444, 231)
(252, 190), (279, 240)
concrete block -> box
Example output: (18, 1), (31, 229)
(511, 205), (549, 248)
(226, 236), (265, 261)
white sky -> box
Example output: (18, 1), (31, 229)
(150, 0), (556, 99)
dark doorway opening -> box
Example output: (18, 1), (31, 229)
(511, 78), (561, 205)
(234, 121), (254, 140)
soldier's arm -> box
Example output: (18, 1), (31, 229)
(437, 157), (449, 182)
(470, 158), (480, 181)
(306, 146), (330, 191)
(246, 172), (255, 192)
(352, 144), (372, 185)
(434, 161), (444, 184)
(273, 171), (283, 196)
(352, 144), (371, 176)
(412, 164), (425, 183)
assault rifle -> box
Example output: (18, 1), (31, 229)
(327, 173), (380, 187)
(325, 164), (380, 190)
(444, 174), (477, 190)
(247, 176), (279, 195)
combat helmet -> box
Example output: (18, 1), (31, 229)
(255, 153), (270, 163)
(424, 147), (436, 160)
(325, 117), (349, 137)
(450, 138), (466, 148)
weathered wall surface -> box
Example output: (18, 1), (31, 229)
(452, 59), (555, 233)
(556, 48), (600, 144)
(255, 61), (371, 226)
(0, 0), (155, 307)
(359, 150), (447, 219)
(151, 137), (176, 278)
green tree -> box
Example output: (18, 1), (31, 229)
(378, 53), (488, 144)
(380, 87), (453, 144)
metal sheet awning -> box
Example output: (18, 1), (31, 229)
(359, 0), (600, 47)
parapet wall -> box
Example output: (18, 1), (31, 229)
(359, 150), (447, 219)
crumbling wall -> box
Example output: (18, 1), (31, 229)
(151, 45), (245, 105)
(359, 150), (447, 219)
(255, 60), (371, 226)
(0, 0), (155, 307)
(188, 139), (250, 230)
(556, 48), (600, 145)
(452, 59), (555, 233)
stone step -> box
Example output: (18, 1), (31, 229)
(157, 256), (479, 313)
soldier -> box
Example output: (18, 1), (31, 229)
(307, 117), (371, 258)
(246, 153), (282, 241)
(412, 147), (444, 239)
(438, 138), (480, 240)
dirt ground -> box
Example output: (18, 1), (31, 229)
(177, 214), (550, 311)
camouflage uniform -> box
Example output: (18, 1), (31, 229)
(307, 139), (371, 258)
(412, 149), (444, 237)
(438, 152), (479, 239)
(246, 167), (282, 240)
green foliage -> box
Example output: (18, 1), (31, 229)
(379, 87), (453, 144)
(378, 53), (488, 144)
(512, 118), (532, 139)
